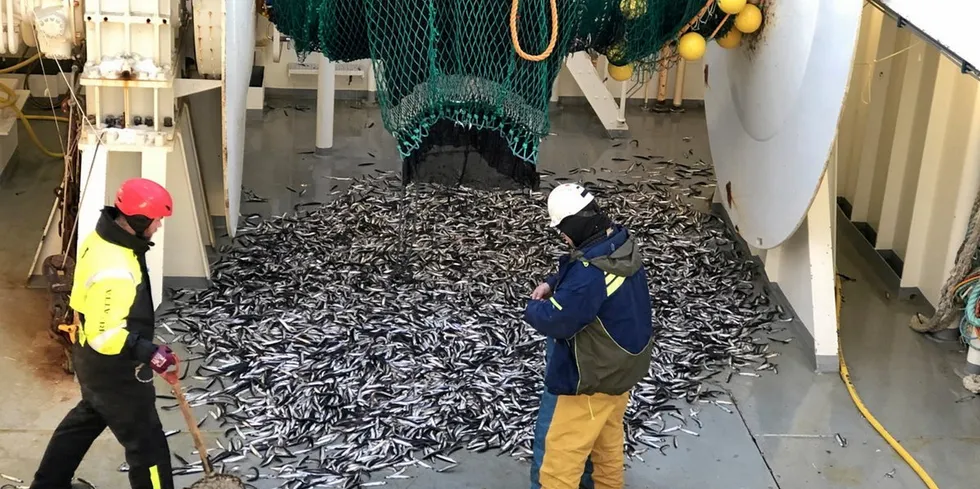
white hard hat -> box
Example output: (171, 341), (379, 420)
(547, 183), (595, 227)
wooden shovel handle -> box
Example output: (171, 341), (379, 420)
(170, 358), (213, 475)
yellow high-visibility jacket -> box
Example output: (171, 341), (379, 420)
(69, 207), (157, 364)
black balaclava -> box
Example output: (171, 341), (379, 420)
(557, 201), (612, 248)
(117, 208), (153, 237)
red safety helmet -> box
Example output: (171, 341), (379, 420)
(115, 178), (173, 219)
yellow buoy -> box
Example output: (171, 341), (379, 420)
(735, 4), (763, 34)
(607, 62), (634, 82)
(718, 0), (746, 15)
(678, 32), (706, 61)
(619, 0), (647, 20)
(717, 28), (742, 49)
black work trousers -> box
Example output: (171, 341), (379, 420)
(30, 347), (173, 489)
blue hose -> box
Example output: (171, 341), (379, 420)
(960, 315), (979, 344)
(967, 282), (980, 327)
(961, 283), (980, 347)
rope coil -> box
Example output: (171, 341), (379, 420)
(509, 0), (559, 62)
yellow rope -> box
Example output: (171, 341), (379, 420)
(0, 81), (68, 158)
(835, 274), (939, 489)
(0, 53), (41, 74)
(509, 0), (559, 62)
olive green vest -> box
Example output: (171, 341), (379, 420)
(569, 236), (653, 395)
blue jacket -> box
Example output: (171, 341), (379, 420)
(524, 225), (654, 396)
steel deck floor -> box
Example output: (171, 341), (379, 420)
(0, 98), (972, 488)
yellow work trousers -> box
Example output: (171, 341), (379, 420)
(530, 390), (631, 489)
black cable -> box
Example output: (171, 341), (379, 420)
(29, 91), (70, 111)
(8, 47), (75, 111)
(456, 147), (470, 188)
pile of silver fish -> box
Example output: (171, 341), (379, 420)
(159, 169), (787, 488)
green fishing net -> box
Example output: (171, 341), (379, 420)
(268, 0), (731, 185)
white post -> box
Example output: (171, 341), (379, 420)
(366, 61), (377, 105)
(77, 146), (109, 249)
(968, 333), (980, 374)
(760, 163), (839, 372)
(808, 164), (838, 371)
(617, 80), (627, 123)
(315, 54), (335, 155)
(141, 149), (168, 310)
(672, 58), (687, 110)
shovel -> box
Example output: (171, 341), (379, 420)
(165, 358), (245, 489)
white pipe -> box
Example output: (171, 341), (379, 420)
(315, 53), (335, 153)
(968, 332), (980, 374)
(66, 0), (76, 48)
(366, 62), (376, 104)
(153, 87), (159, 131)
(18, 0), (24, 47)
(123, 86), (130, 127)
(93, 85), (100, 128)
(0, 1), (9, 55)
(151, 0), (160, 63)
(6, 0), (17, 56)
(124, 0), (130, 55)
(272, 25), (282, 63)
(154, 22), (160, 64)
(18, 0), (24, 41)
(672, 58), (687, 108)
(93, 0), (101, 63)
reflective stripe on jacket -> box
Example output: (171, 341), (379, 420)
(69, 207), (158, 364)
(524, 225), (654, 396)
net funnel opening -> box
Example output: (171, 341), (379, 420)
(268, 0), (735, 182)
(402, 121), (541, 191)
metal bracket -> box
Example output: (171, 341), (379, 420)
(565, 52), (629, 138)
(174, 78), (222, 98)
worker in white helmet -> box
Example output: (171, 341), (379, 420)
(524, 183), (654, 489)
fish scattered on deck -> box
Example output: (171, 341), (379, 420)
(159, 167), (789, 488)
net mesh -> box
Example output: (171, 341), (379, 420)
(268, 1), (731, 183)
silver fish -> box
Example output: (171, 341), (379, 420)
(158, 164), (787, 487)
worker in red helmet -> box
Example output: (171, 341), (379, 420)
(29, 178), (178, 489)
